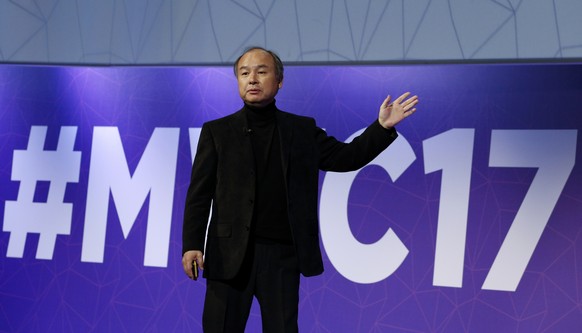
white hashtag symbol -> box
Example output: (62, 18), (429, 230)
(3, 126), (81, 259)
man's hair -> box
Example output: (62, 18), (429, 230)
(233, 46), (284, 83)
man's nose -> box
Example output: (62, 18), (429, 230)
(249, 72), (258, 83)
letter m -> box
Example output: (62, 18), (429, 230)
(81, 127), (179, 267)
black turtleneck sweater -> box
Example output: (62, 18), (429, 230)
(244, 102), (293, 244)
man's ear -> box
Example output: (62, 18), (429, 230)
(278, 80), (283, 89)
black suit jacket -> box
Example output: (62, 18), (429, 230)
(182, 107), (398, 280)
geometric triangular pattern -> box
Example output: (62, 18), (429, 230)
(0, 0), (581, 64)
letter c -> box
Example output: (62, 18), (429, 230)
(320, 129), (415, 283)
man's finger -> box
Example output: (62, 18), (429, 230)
(382, 95), (392, 108)
(403, 97), (419, 109)
(394, 92), (411, 104)
(182, 258), (192, 278)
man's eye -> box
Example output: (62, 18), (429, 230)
(241, 72), (249, 76)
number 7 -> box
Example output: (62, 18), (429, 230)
(483, 130), (577, 291)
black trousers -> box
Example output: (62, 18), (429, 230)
(202, 242), (300, 333)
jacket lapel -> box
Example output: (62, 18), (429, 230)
(276, 110), (293, 178)
(228, 109), (255, 169)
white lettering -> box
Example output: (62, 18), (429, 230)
(483, 130), (577, 291)
(423, 129), (474, 288)
(320, 129), (415, 283)
(81, 127), (179, 267)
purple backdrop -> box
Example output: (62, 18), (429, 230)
(1, 63), (581, 332)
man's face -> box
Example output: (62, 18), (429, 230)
(236, 49), (282, 107)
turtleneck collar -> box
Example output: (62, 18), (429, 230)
(243, 100), (277, 123)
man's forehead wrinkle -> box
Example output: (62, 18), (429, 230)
(239, 64), (270, 70)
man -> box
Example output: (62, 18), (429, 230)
(182, 46), (418, 332)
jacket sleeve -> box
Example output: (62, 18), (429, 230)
(182, 123), (216, 254)
(317, 120), (398, 172)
